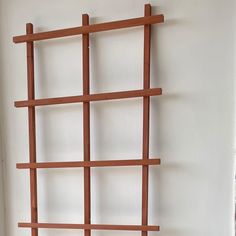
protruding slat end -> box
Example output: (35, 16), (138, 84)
(159, 14), (164, 23)
(26, 23), (33, 34)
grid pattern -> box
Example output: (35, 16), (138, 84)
(13, 4), (164, 236)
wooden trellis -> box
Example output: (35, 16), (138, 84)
(13, 4), (164, 236)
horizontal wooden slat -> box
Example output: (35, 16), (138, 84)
(18, 222), (160, 231)
(13, 14), (164, 43)
(17, 158), (161, 169)
(15, 88), (162, 108)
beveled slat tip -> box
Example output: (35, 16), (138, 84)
(13, 37), (17, 43)
(14, 101), (19, 107)
(26, 23), (33, 28)
(159, 14), (164, 22)
(82, 13), (89, 18)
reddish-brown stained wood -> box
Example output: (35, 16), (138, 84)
(26, 23), (38, 236)
(82, 14), (91, 236)
(15, 5), (162, 235)
(142, 4), (151, 236)
(13, 14), (164, 43)
(14, 88), (162, 108)
(16, 158), (161, 169)
(18, 222), (160, 231)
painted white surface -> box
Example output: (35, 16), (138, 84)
(0, 127), (5, 236)
(0, 1), (6, 235)
(0, 0), (234, 236)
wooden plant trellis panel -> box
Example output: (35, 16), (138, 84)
(13, 4), (164, 236)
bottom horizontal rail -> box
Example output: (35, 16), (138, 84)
(16, 158), (161, 169)
(18, 222), (160, 231)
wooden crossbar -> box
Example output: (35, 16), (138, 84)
(14, 88), (162, 108)
(13, 14), (164, 43)
(18, 223), (160, 231)
(16, 159), (161, 169)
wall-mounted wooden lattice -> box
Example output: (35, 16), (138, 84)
(13, 4), (164, 236)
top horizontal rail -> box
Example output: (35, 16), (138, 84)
(13, 14), (164, 43)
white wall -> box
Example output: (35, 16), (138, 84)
(0, 124), (5, 235)
(0, 0), (234, 236)
(0, 1), (6, 235)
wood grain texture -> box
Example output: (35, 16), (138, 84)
(14, 88), (162, 108)
(16, 159), (161, 169)
(142, 4), (152, 236)
(13, 14), (164, 43)
(18, 222), (160, 231)
(26, 23), (38, 236)
(82, 14), (91, 236)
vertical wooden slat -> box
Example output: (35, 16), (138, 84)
(142, 4), (151, 236)
(26, 23), (38, 236)
(82, 14), (91, 236)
